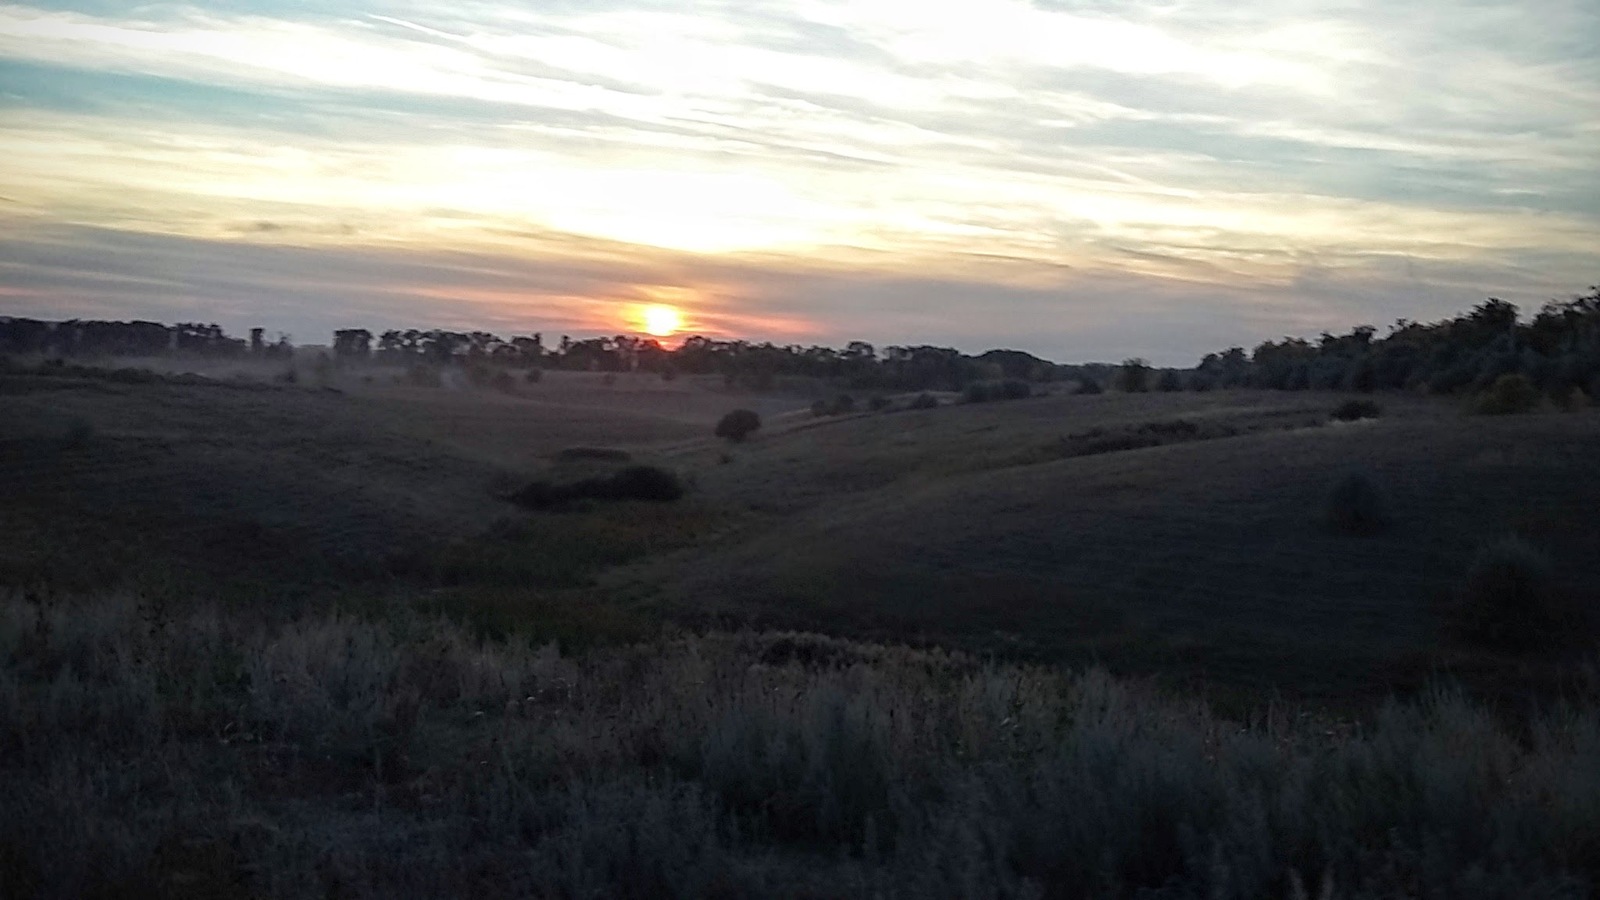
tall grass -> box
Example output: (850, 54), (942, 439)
(2, 592), (1596, 898)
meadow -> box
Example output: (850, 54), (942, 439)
(2, 357), (1597, 897)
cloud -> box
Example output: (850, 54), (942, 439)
(0, 0), (1594, 359)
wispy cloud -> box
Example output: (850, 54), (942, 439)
(0, 0), (1595, 360)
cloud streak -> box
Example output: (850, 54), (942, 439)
(0, 0), (1595, 361)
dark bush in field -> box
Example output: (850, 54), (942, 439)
(868, 395), (891, 412)
(1330, 399), (1382, 421)
(1471, 373), (1541, 415)
(1156, 370), (1183, 392)
(1456, 536), (1561, 648)
(964, 379), (1031, 403)
(810, 398), (830, 417)
(908, 392), (939, 410)
(489, 370), (517, 394)
(1324, 470), (1389, 536)
(1075, 377), (1103, 395)
(715, 409), (761, 442)
(555, 447), (633, 463)
(524, 367), (543, 384)
(508, 465), (684, 509)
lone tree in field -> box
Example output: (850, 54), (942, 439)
(715, 408), (761, 442)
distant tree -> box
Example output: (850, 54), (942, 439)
(1114, 358), (1151, 392)
(715, 409), (761, 442)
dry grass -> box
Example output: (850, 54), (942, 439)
(2, 590), (1597, 899)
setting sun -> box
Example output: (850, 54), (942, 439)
(640, 304), (683, 338)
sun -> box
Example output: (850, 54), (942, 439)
(640, 304), (683, 338)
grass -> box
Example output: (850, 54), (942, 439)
(8, 372), (1600, 895)
(1454, 535), (1567, 649)
(2, 590), (1596, 898)
(1324, 469), (1389, 536)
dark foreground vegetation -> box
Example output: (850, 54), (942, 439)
(3, 591), (1597, 900)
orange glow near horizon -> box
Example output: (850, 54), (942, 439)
(640, 303), (683, 338)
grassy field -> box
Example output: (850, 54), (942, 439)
(633, 390), (1600, 701)
(3, 362), (1598, 897)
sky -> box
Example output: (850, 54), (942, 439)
(0, 1), (1595, 363)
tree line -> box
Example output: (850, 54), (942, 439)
(5, 284), (1595, 397)
(1171, 287), (1600, 398)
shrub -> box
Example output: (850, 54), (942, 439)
(1114, 358), (1151, 392)
(555, 447), (633, 464)
(908, 393), (939, 410)
(1558, 386), (1590, 411)
(600, 372), (617, 387)
(1324, 469), (1389, 535)
(524, 367), (544, 384)
(1471, 373), (1541, 415)
(997, 379), (1032, 400)
(507, 465), (684, 509)
(1156, 370), (1183, 392)
(715, 409), (761, 442)
(964, 382), (993, 403)
(810, 399), (830, 418)
(603, 465), (686, 502)
(275, 367), (298, 385)
(868, 395), (891, 412)
(1456, 536), (1559, 648)
(489, 371), (517, 394)
(1076, 378), (1103, 395)
(1330, 399), (1382, 422)
(832, 394), (855, 414)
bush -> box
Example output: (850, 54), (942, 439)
(1076, 378), (1103, 395)
(1324, 470), (1389, 535)
(489, 370), (517, 394)
(555, 447), (633, 464)
(507, 465), (685, 509)
(997, 379), (1032, 400)
(908, 393), (939, 410)
(1456, 536), (1559, 648)
(1330, 399), (1382, 422)
(1114, 358), (1151, 392)
(1471, 373), (1541, 415)
(868, 395), (891, 412)
(524, 367), (544, 384)
(714, 409), (761, 442)
(1156, 370), (1183, 392)
(810, 399), (830, 418)
(964, 382), (993, 403)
